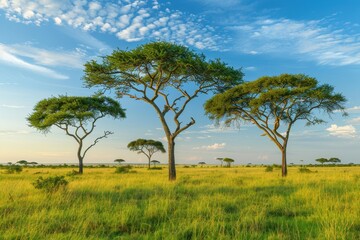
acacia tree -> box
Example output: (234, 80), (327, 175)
(315, 158), (328, 165)
(127, 139), (165, 169)
(27, 95), (126, 174)
(329, 157), (341, 164)
(216, 157), (224, 167)
(205, 74), (347, 177)
(151, 160), (160, 168)
(83, 41), (243, 180)
(223, 158), (235, 167)
(114, 159), (125, 164)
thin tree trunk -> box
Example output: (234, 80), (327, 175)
(281, 148), (287, 177)
(148, 156), (151, 169)
(78, 141), (84, 174)
(168, 139), (176, 181)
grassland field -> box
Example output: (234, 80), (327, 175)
(1, 165), (360, 240)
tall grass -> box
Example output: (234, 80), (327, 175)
(1, 166), (360, 239)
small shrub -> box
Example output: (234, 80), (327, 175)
(33, 176), (68, 193)
(148, 167), (162, 170)
(5, 165), (23, 174)
(299, 167), (312, 173)
(66, 170), (80, 176)
(115, 165), (134, 174)
(265, 166), (273, 172)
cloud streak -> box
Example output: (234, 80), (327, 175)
(0, 43), (69, 79)
(232, 18), (360, 66)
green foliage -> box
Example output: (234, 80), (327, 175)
(265, 166), (274, 172)
(114, 159), (125, 164)
(33, 176), (68, 193)
(316, 158), (328, 165)
(329, 157), (341, 164)
(127, 139), (165, 154)
(16, 160), (29, 165)
(223, 158), (235, 167)
(115, 165), (135, 174)
(5, 165), (23, 174)
(27, 95), (125, 132)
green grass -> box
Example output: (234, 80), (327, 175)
(1, 166), (360, 239)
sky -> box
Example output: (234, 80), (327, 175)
(0, 0), (360, 166)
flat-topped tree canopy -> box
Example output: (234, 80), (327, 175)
(83, 41), (243, 180)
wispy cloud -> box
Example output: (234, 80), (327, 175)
(0, 0), (222, 51)
(4, 43), (86, 68)
(193, 142), (226, 150)
(0, 130), (30, 136)
(232, 18), (360, 66)
(1, 104), (25, 109)
(0, 44), (69, 79)
(326, 124), (356, 138)
(345, 106), (360, 112)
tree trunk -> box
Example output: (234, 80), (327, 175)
(148, 157), (151, 169)
(281, 148), (287, 177)
(168, 139), (176, 181)
(78, 141), (84, 174)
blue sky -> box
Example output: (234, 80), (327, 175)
(0, 0), (360, 165)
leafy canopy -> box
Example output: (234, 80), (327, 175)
(127, 139), (166, 154)
(27, 95), (125, 132)
(83, 41), (243, 97)
(205, 74), (347, 128)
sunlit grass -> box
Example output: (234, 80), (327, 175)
(1, 166), (360, 239)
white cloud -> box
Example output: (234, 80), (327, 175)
(348, 117), (360, 125)
(346, 106), (360, 112)
(326, 124), (356, 138)
(0, 44), (68, 79)
(1, 104), (25, 109)
(233, 18), (360, 66)
(0, 0), (222, 51)
(0, 130), (30, 136)
(2, 43), (86, 68)
(193, 142), (226, 150)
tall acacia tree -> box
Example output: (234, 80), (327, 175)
(27, 95), (126, 174)
(83, 41), (243, 180)
(127, 139), (166, 169)
(204, 74), (347, 177)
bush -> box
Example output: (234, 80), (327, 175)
(5, 165), (23, 174)
(299, 167), (312, 173)
(66, 170), (80, 176)
(115, 165), (135, 174)
(265, 166), (273, 172)
(33, 176), (68, 193)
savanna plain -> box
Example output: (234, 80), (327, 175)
(1, 165), (360, 240)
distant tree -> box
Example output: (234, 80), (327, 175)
(7, 162), (12, 165)
(223, 158), (235, 168)
(216, 157), (224, 167)
(127, 139), (166, 169)
(29, 162), (38, 165)
(151, 160), (160, 168)
(198, 162), (206, 167)
(328, 157), (341, 165)
(205, 74), (347, 177)
(114, 159), (125, 164)
(17, 160), (29, 165)
(83, 41), (243, 180)
(27, 95), (126, 174)
(315, 158), (328, 165)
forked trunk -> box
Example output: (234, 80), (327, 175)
(168, 140), (176, 181)
(281, 148), (287, 177)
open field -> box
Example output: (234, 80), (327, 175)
(1, 166), (360, 239)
